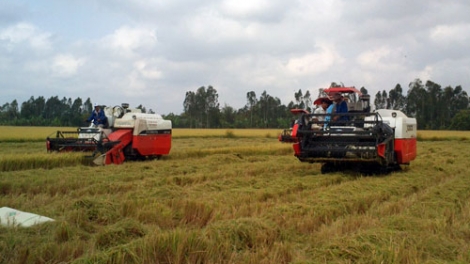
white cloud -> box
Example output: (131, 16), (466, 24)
(293, 0), (343, 23)
(220, 0), (270, 18)
(415, 65), (433, 83)
(430, 23), (470, 45)
(357, 47), (390, 67)
(99, 26), (158, 56)
(134, 60), (162, 79)
(1, 0), (470, 115)
(186, 9), (260, 44)
(125, 71), (147, 95)
(221, 54), (284, 86)
(51, 54), (86, 77)
(356, 46), (408, 73)
(0, 23), (52, 51)
(286, 43), (343, 76)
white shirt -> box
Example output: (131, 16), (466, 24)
(314, 107), (327, 121)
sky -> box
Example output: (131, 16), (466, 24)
(1, 0), (469, 115)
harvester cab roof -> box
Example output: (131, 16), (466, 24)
(322, 86), (371, 113)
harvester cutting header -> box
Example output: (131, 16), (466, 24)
(279, 86), (417, 174)
(47, 103), (172, 165)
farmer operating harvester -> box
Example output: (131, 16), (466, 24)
(47, 103), (172, 165)
(279, 86), (417, 174)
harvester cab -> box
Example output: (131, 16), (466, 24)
(279, 86), (417, 174)
(47, 103), (172, 165)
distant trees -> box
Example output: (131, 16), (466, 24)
(0, 96), (92, 126)
(293, 89), (312, 113)
(449, 110), (470, 130)
(388, 84), (406, 110)
(179, 86), (291, 128)
(373, 79), (469, 129)
(183, 85), (220, 128)
(246, 91), (257, 127)
(1, 99), (19, 121)
(1, 78), (469, 129)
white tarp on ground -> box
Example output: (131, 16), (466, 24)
(0, 207), (55, 227)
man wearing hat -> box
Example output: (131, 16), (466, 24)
(86, 104), (108, 127)
(311, 98), (332, 130)
(313, 98), (332, 120)
(324, 92), (349, 127)
(330, 92), (349, 124)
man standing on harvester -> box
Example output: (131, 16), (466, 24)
(86, 104), (108, 127)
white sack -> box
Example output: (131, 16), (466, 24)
(0, 207), (55, 227)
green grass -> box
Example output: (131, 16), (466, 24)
(1, 130), (470, 263)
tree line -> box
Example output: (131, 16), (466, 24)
(0, 96), (92, 127)
(374, 79), (469, 130)
(0, 96), (148, 127)
(1, 78), (469, 129)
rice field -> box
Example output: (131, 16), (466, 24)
(417, 130), (470, 141)
(1, 126), (470, 263)
(3, 126), (470, 141)
(0, 126), (282, 142)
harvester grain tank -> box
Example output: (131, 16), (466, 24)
(46, 103), (172, 165)
(279, 86), (417, 173)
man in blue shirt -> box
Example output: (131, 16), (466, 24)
(324, 102), (335, 128)
(331, 92), (349, 125)
(86, 104), (108, 127)
(327, 93), (349, 126)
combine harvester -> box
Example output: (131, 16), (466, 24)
(279, 86), (417, 174)
(47, 103), (171, 165)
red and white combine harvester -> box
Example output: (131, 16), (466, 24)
(47, 103), (172, 165)
(279, 86), (417, 174)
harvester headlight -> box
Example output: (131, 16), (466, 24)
(392, 112), (397, 118)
